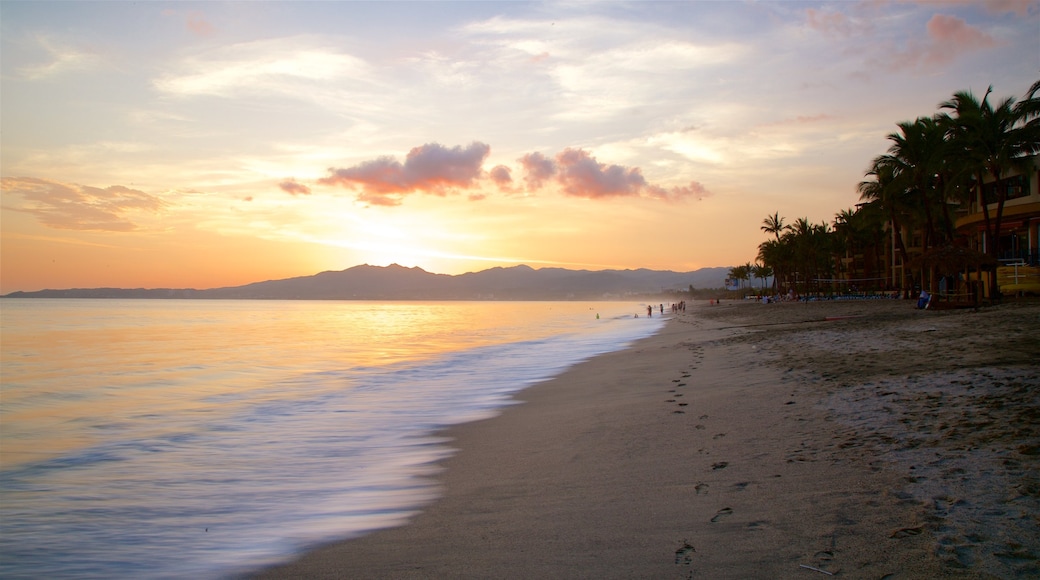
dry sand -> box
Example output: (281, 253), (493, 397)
(253, 298), (1039, 579)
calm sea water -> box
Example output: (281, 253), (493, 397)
(0, 299), (664, 579)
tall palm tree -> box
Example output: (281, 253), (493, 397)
(751, 262), (773, 291)
(833, 208), (858, 287)
(940, 86), (1037, 261)
(1013, 79), (1040, 133)
(852, 200), (890, 290)
(761, 212), (785, 241)
(757, 238), (790, 294)
(859, 158), (913, 291)
(877, 116), (949, 254)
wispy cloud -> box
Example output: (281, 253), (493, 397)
(886, 13), (997, 71)
(186, 11), (216, 37)
(1, 177), (166, 231)
(18, 35), (101, 80)
(278, 179), (311, 196)
(154, 36), (372, 98)
(983, 0), (1037, 16)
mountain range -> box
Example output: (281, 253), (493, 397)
(2, 264), (733, 300)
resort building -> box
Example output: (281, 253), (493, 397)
(955, 153), (1040, 295)
(865, 154), (1040, 298)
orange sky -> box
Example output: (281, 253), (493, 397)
(2, 1), (1037, 293)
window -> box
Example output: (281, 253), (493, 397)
(983, 175), (1030, 204)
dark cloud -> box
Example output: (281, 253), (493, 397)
(320, 142), (490, 206)
(278, 179), (311, 196)
(0, 177), (165, 231)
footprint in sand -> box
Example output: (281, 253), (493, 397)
(711, 461), (728, 470)
(711, 507), (733, 523)
(666, 399), (676, 403)
(674, 541), (695, 565)
(694, 483), (709, 494)
(890, 526), (923, 539)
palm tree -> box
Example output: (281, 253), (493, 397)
(761, 212), (785, 241)
(859, 158), (913, 291)
(757, 238), (790, 294)
(877, 116), (950, 255)
(1013, 79), (1040, 134)
(940, 86), (1037, 262)
(751, 262), (773, 291)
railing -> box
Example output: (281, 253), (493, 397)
(997, 263), (1040, 295)
(997, 248), (1038, 266)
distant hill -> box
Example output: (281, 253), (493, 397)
(2, 264), (734, 300)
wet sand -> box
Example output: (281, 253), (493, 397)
(253, 299), (1039, 579)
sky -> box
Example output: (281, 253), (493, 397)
(1, 1), (1038, 293)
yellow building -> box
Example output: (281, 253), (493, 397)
(954, 154), (1040, 296)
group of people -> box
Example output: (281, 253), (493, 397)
(642, 301), (686, 317)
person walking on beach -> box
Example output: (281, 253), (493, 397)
(647, 305), (652, 317)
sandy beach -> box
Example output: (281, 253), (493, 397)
(253, 298), (1040, 579)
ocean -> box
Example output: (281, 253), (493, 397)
(0, 299), (665, 579)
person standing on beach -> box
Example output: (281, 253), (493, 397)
(647, 305), (652, 317)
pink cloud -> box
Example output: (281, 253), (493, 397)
(927, 13), (995, 47)
(554, 148), (648, 199)
(806, 8), (854, 36)
(984, 0), (1036, 16)
(278, 179), (311, 196)
(646, 181), (712, 202)
(489, 165), (513, 190)
(518, 152), (557, 190)
(881, 13), (996, 72)
(517, 149), (711, 201)
(186, 12), (215, 37)
(320, 142), (490, 206)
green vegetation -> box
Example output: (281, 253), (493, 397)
(746, 80), (1040, 298)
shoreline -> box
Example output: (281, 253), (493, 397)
(252, 299), (1039, 579)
